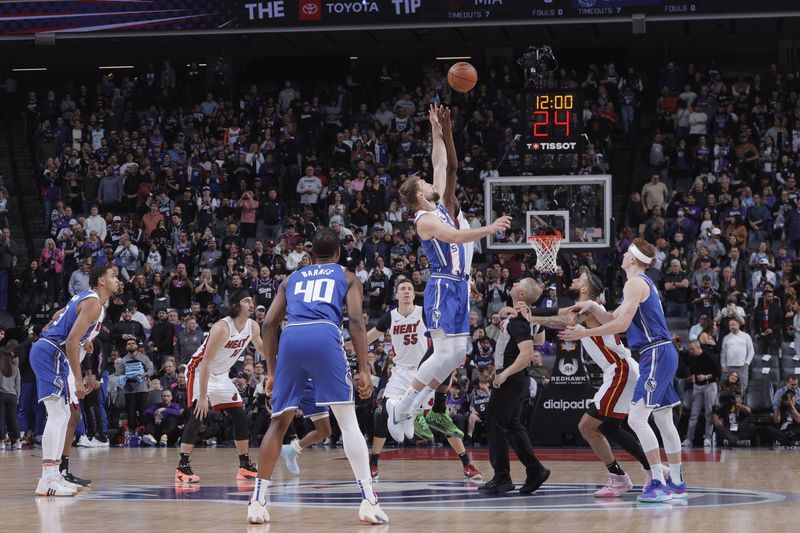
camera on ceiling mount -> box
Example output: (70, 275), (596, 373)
(518, 45), (559, 86)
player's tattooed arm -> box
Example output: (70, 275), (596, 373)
(517, 302), (586, 329)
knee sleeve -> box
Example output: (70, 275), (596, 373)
(42, 397), (70, 461)
(417, 332), (465, 386)
(373, 399), (388, 439)
(652, 406), (682, 455)
(627, 400), (659, 452)
(180, 409), (204, 446)
(228, 407), (249, 441)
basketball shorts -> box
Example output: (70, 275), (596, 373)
(424, 275), (469, 336)
(298, 379), (330, 421)
(383, 365), (433, 408)
(29, 339), (69, 403)
(187, 370), (244, 411)
(591, 358), (639, 419)
(632, 341), (680, 410)
(271, 323), (353, 418)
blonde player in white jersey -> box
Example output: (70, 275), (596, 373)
(517, 268), (654, 497)
(174, 289), (264, 483)
(362, 279), (482, 481)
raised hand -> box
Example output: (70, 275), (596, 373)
(490, 215), (512, 233)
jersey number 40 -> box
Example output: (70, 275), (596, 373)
(294, 278), (335, 304)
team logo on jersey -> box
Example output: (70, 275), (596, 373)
(432, 309), (442, 323)
(558, 357), (579, 376)
(644, 378), (657, 392)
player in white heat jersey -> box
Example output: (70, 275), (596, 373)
(175, 289), (265, 483)
(365, 279), (482, 481)
(520, 268), (653, 498)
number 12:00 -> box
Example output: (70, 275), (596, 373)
(535, 94), (574, 110)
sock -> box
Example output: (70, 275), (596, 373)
(43, 464), (58, 480)
(358, 478), (378, 504)
(606, 461), (625, 476)
(239, 453), (251, 467)
(179, 452), (191, 467)
(458, 452), (471, 468)
(652, 464), (665, 484)
(396, 386), (429, 417)
(369, 453), (380, 467)
(414, 386), (435, 413)
(432, 392), (447, 414)
(669, 463), (684, 484)
(251, 477), (270, 505)
(60, 455), (69, 474)
(291, 439), (303, 453)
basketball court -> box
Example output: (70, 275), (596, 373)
(3, 446), (796, 532)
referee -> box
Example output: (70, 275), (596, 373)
(478, 278), (551, 494)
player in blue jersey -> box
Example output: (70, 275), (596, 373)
(248, 228), (388, 525)
(561, 238), (687, 503)
(29, 263), (119, 496)
(389, 105), (512, 442)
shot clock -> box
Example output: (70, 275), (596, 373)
(523, 89), (583, 155)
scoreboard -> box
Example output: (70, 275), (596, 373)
(524, 89), (583, 155)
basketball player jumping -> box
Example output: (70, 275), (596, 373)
(389, 105), (512, 441)
(519, 268), (654, 497)
(363, 279), (482, 481)
(561, 238), (687, 503)
(174, 290), (262, 484)
(248, 228), (388, 525)
(29, 263), (119, 496)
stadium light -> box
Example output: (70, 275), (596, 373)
(12, 67), (47, 72)
(436, 56), (472, 61)
(98, 65), (135, 70)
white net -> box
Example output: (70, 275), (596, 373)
(528, 232), (562, 273)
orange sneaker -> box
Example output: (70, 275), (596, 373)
(175, 464), (200, 483)
(464, 464), (483, 481)
(237, 460), (258, 480)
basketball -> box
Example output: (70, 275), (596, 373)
(448, 62), (478, 93)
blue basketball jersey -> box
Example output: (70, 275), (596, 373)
(285, 263), (349, 326)
(41, 290), (102, 346)
(626, 274), (671, 351)
(415, 202), (466, 276)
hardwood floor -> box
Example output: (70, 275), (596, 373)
(2, 446), (797, 532)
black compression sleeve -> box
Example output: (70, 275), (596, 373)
(530, 307), (558, 317)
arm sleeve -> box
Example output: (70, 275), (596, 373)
(375, 311), (392, 333)
(530, 307), (559, 317)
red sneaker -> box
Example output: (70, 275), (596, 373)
(370, 464), (379, 480)
(463, 464), (483, 481)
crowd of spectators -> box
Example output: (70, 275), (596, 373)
(0, 55), (796, 450)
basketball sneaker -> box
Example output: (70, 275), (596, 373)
(637, 480), (673, 503)
(414, 413), (434, 440)
(175, 464), (200, 483)
(385, 398), (407, 443)
(358, 499), (389, 524)
(76, 435), (93, 448)
(370, 464), (379, 480)
(57, 475), (83, 493)
(159, 435), (168, 447)
(247, 499), (270, 524)
(62, 471), (91, 488)
(425, 411), (464, 438)
(35, 477), (77, 497)
(463, 464), (483, 481)
(238, 460), (258, 480)
(594, 473), (633, 498)
(665, 477), (688, 499)
(280, 444), (301, 475)
(142, 434), (157, 447)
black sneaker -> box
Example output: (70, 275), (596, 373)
(62, 471), (92, 487)
(519, 467), (550, 494)
(477, 478), (515, 494)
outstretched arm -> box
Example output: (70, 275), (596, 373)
(416, 211), (511, 244)
(560, 278), (647, 340)
(430, 104), (449, 202)
(439, 106), (459, 218)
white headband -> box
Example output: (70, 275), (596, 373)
(629, 244), (653, 265)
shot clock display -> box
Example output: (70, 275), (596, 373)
(523, 89), (583, 155)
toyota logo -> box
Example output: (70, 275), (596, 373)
(302, 2), (319, 15)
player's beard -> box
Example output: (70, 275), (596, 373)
(427, 190), (440, 203)
(566, 287), (581, 300)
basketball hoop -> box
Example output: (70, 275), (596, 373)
(528, 230), (562, 274)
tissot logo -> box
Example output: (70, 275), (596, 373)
(326, 2), (379, 14)
(299, 0), (321, 20)
(527, 142), (577, 151)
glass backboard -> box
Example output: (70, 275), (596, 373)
(484, 175), (612, 251)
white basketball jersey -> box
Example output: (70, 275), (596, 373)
(188, 316), (252, 375)
(580, 333), (631, 372)
(79, 307), (105, 362)
(456, 211), (474, 275)
(388, 306), (428, 368)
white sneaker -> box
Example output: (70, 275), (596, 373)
(280, 444), (300, 475)
(35, 477), (76, 497)
(681, 439), (692, 448)
(12, 440), (22, 450)
(142, 434), (157, 447)
(59, 475), (83, 492)
(403, 412), (415, 441)
(358, 499), (389, 524)
(385, 398), (407, 443)
(247, 499), (270, 524)
(76, 435), (92, 448)
(703, 438), (712, 448)
(93, 437), (110, 448)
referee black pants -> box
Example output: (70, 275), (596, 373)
(486, 372), (543, 481)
